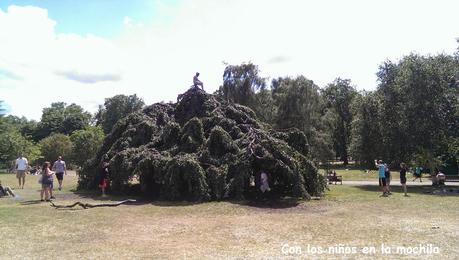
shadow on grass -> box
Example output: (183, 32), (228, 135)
(147, 198), (301, 209)
(229, 197), (300, 209)
(38, 185), (305, 209)
(354, 184), (459, 196)
(20, 200), (45, 205)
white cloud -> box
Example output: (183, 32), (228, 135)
(0, 5), (124, 120)
(1, 0), (458, 120)
(123, 16), (131, 26)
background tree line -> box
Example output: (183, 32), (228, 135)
(1, 45), (458, 173)
(0, 95), (144, 170)
(217, 50), (458, 173)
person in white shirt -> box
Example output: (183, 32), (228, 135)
(260, 171), (271, 193)
(193, 72), (204, 90)
(15, 155), (28, 189)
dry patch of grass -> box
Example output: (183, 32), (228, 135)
(1, 172), (458, 259)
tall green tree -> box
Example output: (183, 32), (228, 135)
(39, 133), (73, 163)
(375, 54), (459, 165)
(95, 94), (145, 134)
(70, 126), (105, 167)
(34, 102), (91, 140)
(2, 115), (38, 139)
(253, 89), (276, 124)
(322, 78), (357, 165)
(0, 119), (41, 168)
(349, 92), (383, 168)
(219, 62), (266, 107)
(271, 76), (334, 162)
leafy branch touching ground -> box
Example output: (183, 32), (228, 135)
(78, 88), (326, 201)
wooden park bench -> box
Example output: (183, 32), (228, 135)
(327, 171), (343, 185)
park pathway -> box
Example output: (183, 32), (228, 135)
(342, 180), (458, 186)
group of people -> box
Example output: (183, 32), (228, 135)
(37, 157), (66, 201)
(375, 160), (408, 197)
(375, 159), (448, 197)
(0, 155), (67, 201)
(1, 154), (110, 201)
(36, 155), (67, 201)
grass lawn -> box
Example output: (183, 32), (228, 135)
(1, 171), (458, 259)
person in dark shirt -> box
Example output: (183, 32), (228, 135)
(400, 163), (408, 196)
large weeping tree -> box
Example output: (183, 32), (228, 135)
(78, 88), (326, 201)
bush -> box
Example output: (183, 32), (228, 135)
(39, 133), (72, 163)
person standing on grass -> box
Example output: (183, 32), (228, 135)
(15, 154), (28, 189)
(52, 156), (67, 191)
(375, 160), (388, 197)
(384, 163), (392, 195)
(40, 162), (55, 202)
(400, 163), (408, 196)
(99, 158), (110, 197)
(413, 166), (423, 182)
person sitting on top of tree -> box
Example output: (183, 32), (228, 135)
(193, 72), (204, 90)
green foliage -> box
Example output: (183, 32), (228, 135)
(39, 133), (73, 163)
(272, 76), (334, 163)
(180, 117), (204, 153)
(96, 94), (145, 134)
(375, 54), (458, 165)
(2, 115), (38, 139)
(70, 126), (105, 167)
(253, 89), (276, 125)
(34, 102), (91, 140)
(219, 62), (266, 106)
(78, 88), (326, 201)
(163, 154), (210, 201)
(349, 92), (383, 168)
(208, 126), (238, 157)
(322, 78), (357, 164)
(205, 165), (227, 200)
(0, 118), (41, 167)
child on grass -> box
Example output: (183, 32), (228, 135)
(99, 158), (110, 197)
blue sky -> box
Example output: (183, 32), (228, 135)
(0, 0), (178, 37)
(0, 0), (458, 120)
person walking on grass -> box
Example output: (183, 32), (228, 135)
(384, 163), (392, 195)
(15, 154), (28, 189)
(375, 159), (388, 197)
(52, 156), (67, 191)
(40, 162), (54, 202)
(400, 163), (408, 196)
